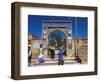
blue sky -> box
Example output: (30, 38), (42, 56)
(28, 15), (88, 39)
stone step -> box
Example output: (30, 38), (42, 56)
(31, 57), (75, 62)
(32, 60), (77, 66)
(31, 57), (78, 65)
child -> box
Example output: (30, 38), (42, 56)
(38, 44), (45, 64)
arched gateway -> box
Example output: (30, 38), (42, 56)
(42, 20), (74, 57)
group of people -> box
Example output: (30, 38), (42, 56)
(28, 43), (65, 66)
(38, 44), (65, 65)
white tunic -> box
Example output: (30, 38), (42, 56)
(38, 48), (44, 58)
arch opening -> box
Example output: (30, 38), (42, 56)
(48, 29), (66, 48)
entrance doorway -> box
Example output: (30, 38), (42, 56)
(48, 29), (67, 59)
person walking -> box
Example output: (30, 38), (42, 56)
(28, 42), (32, 66)
(58, 47), (65, 65)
